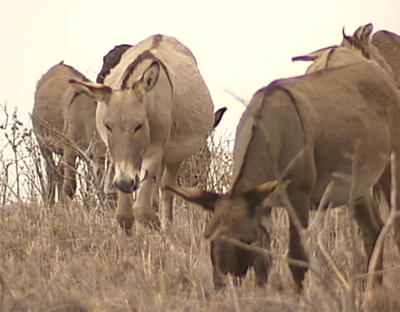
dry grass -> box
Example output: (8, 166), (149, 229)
(1, 200), (400, 311)
(1, 106), (400, 312)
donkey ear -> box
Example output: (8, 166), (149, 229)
(356, 23), (374, 44)
(245, 177), (291, 207)
(69, 79), (112, 103)
(245, 180), (280, 206)
(133, 61), (160, 98)
(292, 45), (337, 63)
(165, 185), (220, 211)
(342, 26), (351, 43)
(212, 107), (227, 129)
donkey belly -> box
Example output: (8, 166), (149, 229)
(312, 151), (388, 207)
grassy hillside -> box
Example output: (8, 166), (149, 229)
(1, 107), (400, 312)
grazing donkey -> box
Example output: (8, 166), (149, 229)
(294, 23), (400, 233)
(32, 62), (107, 205)
(292, 23), (400, 277)
(70, 34), (216, 230)
(167, 50), (400, 290)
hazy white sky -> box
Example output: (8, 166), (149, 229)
(1, 0), (399, 135)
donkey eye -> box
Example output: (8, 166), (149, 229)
(105, 124), (113, 133)
(134, 124), (143, 133)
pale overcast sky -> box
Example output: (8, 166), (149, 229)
(1, 0), (399, 135)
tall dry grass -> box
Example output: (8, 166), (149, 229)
(1, 106), (400, 311)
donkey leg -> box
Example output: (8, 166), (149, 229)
(377, 165), (400, 256)
(389, 163), (400, 255)
(62, 147), (77, 201)
(152, 166), (164, 213)
(103, 160), (117, 209)
(161, 162), (182, 222)
(210, 241), (229, 291)
(39, 144), (57, 206)
(352, 194), (384, 284)
(287, 189), (310, 292)
(254, 229), (272, 287)
(132, 156), (163, 229)
(45, 159), (57, 206)
(212, 265), (226, 291)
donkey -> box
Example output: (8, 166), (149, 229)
(70, 34), (216, 230)
(32, 61), (107, 205)
(167, 55), (400, 290)
(293, 23), (400, 258)
(292, 23), (395, 79)
(98, 44), (227, 193)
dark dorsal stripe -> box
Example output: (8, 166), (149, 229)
(279, 86), (307, 147)
(68, 92), (79, 108)
(344, 36), (371, 59)
(325, 47), (339, 68)
(68, 92), (96, 109)
(121, 50), (157, 89)
(151, 34), (163, 50)
(120, 49), (173, 92)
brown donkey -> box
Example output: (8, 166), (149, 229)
(32, 62), (107, 205)
(167, 56), (400, 290)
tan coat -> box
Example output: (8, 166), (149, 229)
(372, 29), (400, 88)
(32, 62), (106, 204)
(70, 35), (215, 230)
(167, 39), (400, 290)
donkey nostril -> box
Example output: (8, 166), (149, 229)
(132, 175), (140, 191)
(114, 178), (135, 193)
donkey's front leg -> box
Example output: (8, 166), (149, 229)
(133, 150), (164, 229)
